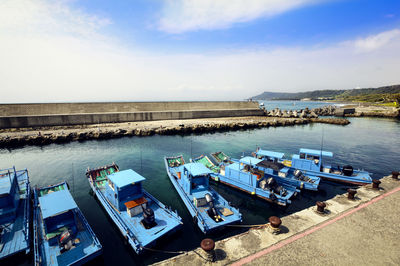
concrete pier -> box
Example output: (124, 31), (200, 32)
(153, 175), (400, 265)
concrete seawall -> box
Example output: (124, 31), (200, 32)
(0, 101), (262, 128)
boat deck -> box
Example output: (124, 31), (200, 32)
(0, 169), (29, 259)
(43, 227), (98, 265)
(0, 198), (29, 259)
(169, 165), (241, 228)
(96, 185), (181, 248)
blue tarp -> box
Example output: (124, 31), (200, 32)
(108, 169), (146, 188)
(39, 189), (78, 219)
(184, 163), (213, 176)
(239, 157), (262, 165)
(256, 149), (285, 159)
(300, 148), (333, 157)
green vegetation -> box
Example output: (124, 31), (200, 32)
(252, 85), (400, 105)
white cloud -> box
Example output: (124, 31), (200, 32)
(158, 0), (326, 34)
(352, 29), (400, 53)
(1, 0), (400, 103)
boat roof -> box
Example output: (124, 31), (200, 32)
(108, 169), (146, 189)
(0, 173), (13, 195)
(184, 163), (212, 176)
(239, 156), (262, 165)
(256, 149), (285, 159)
(39, 189), (78, 219)
(300, 148), (333, 157)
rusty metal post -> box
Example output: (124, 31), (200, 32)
(268, 216), (282, 234)
(372, 179), (381, 189)
(316, 201), (326, 213)
(347, 189), (357, 200)
(392, 171), (399, 180)
(200, 238), (215, 262)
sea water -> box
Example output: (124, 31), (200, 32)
(1, 117), (399, 265)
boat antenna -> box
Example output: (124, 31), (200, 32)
(72, 163), (75, 195)
(140, 146), (143, 175)
(320, 127), (324, 165)
(190, 136), (193, 159)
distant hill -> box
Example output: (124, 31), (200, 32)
(251, 85), (400, 103)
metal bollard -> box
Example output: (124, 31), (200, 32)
(200, 238), (215, 262)
(268, 216), (281, 234)
(372, 179), (381, 189)
(392, 171), (399, 180)
(347, 189), (357, 200)
(316, 201), (326, 213)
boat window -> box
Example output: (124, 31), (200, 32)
(300, 153), (305, 159)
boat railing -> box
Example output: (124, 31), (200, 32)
(74, 209), (101, 247)
(33, 188), (41, 266)
(143, 190), (181, 222)
(23, 178), (30, 243)
(165, 158), (207, 228)
(94, 186), (140, 247)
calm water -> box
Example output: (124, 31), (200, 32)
(258, 100), (339, 111)
(1, 117), (399, 265)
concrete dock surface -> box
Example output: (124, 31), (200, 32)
(154, 175), (400, 266)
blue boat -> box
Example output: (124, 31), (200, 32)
(164, 156), (242, 234)
(191, 155), (220, 173)
(33, 181), (102, 266)
(256, 148), (373, 185)
(0, 167), (30, 260)
(254, 149), (320, 191)
(86, 164), (182, 254)
(290, 148), (373, 185)
(209, 156), (298, 206)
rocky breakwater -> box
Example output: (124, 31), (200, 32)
(0, 116), (349, 149)
(263, 106), (337, 118)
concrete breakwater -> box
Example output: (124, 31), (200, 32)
(0, 117), (349, 148)
(0, 101), (263, 129)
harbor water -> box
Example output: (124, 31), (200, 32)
(1, 116), (399, 265)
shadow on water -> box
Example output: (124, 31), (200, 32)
(1, 117), (399, 265)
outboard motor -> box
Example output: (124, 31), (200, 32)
(294, 170), (302, 178)
(142, 205), (156, 229)
(59, 229), (74, 253)
(342, 165), (354, 176)
(205, 193), (221, 222)
(59, 229), (73, 246)
(266, 177), (276, 189)
(274, 185), (287, 196)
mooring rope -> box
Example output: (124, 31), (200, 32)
(142, 247), (186, 254)
(226, 223), (269, 228)
(143, 247), (209, 261)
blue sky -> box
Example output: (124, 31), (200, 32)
(1, 0), (400, 102)
(71, 0), (400, 52)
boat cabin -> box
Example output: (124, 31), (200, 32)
(223, 157), (265, 186)
(255, 149), (285, 162)
(291, 148), (333, 172)
(0, 170), (20, 223)
(180, 163), (212, 195)
(38, 186), (79, 246)
(104, 169), (147, 216)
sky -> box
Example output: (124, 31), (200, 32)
(1, 0), (400, 103)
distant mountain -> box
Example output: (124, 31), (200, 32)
(251, 85), (400, 103)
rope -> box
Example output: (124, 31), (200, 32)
(226, 223), (269, 228)
(143, 247), (210, 262)
(142, 247), (186, 254)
